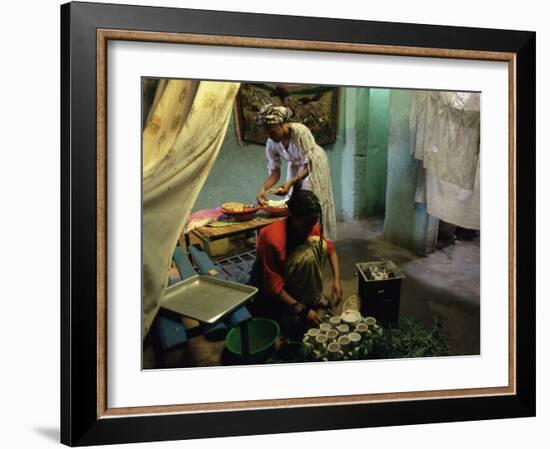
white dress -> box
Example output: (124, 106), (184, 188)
(265, 123), (337, 240)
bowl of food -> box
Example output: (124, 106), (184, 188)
(260, 199), (288, 217)
(221, 202), (259, 221)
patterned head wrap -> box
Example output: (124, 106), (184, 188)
(257, 103), (293, 127)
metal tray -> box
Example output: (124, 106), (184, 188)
(161, 275), (258, 323)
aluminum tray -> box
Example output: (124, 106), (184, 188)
(161, 275), (258, 323)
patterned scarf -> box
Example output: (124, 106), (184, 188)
(257, 103), (293, 126)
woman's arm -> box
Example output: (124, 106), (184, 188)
(273, 163), (310, 196)
(257, 167), (281, 204)
(328, 251), (343, 307)
(274, 124), (317, 195)
(287, 163), (309, 188)
(278, 288), (320, 325)
(278, 288), (299, 308)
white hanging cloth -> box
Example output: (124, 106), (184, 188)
(410, 91), (481, 229)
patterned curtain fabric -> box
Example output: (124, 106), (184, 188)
(142, 80), (240, 336)
(410, 91), (480, 191)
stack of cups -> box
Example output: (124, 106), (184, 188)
(327, 341), (342, 360)
(302, 327), (321, 352)
(335, 323), (348, 334)
(355, 322), (370, 335)
(364, 316), (382, 335)
(326, 328), (339, 342)
(314, 334), (328, 351)
(348, 332), (362, 359)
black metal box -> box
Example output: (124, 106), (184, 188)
(356, 261), (404, 324)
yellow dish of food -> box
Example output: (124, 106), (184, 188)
(221, 202), (246, 213)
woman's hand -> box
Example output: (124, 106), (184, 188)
(271, 182), (291, 197)
(331, 279), (343, 308)
(291, 302), (320, 326)
(257, 187), (267, 205)
(306, 309), (321, 326)
(328, 252), (343, 309)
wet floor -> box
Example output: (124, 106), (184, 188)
(326, 219), (480, 356)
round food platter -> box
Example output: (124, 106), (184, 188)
(221, 202), (259, 221)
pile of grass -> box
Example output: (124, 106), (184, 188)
(369, 316), (450, 359)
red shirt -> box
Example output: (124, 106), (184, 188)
(256, 219), (335, 297)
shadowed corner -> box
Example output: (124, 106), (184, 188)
(34, 427), (60, 443)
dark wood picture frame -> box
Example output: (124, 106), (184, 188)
(61, 1), (536, 446)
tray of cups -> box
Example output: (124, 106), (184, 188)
(301, 310), (381, 361)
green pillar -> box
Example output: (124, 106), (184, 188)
(364, 88), (390, 215)
(350, 88), (390, 218)
(353, 88), (370, 217)
(383, 89), (436, 253)
(324, 88), (347, 220)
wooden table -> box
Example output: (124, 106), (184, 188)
(190, 215), (284, 243)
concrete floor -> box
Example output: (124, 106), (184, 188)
(330, 218), (480, 356)
(144, 217), (480, 368)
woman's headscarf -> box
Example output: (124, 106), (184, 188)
(257, 103), (293, 127)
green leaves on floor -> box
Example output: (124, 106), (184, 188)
(369, 316), (450, 359)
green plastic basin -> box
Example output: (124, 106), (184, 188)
(225, 318), (280, 363)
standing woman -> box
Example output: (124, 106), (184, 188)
(256, 104), (338, 240)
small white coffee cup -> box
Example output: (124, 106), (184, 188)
(348, 332), (361, 345)
(327, 342), (342, 360)
(307, 328), (321, 339)
(336, 324), (350, 334)
(315, 334), (328, 349)
(337, 335), (351, 349)
(326, 329), (339, 341)
(364, 316), (377, 326)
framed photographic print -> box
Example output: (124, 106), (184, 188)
(61, 1), (536, 446)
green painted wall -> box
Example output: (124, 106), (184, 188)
(364, 88), (390, 215)
(339, 86), (379, 220)
(383, 89), (431, 253)
(324, 89), (347, 219)
(353, 88), (370, 217)
(193, 113), (277, 211)
(351, 88), (391, 218)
